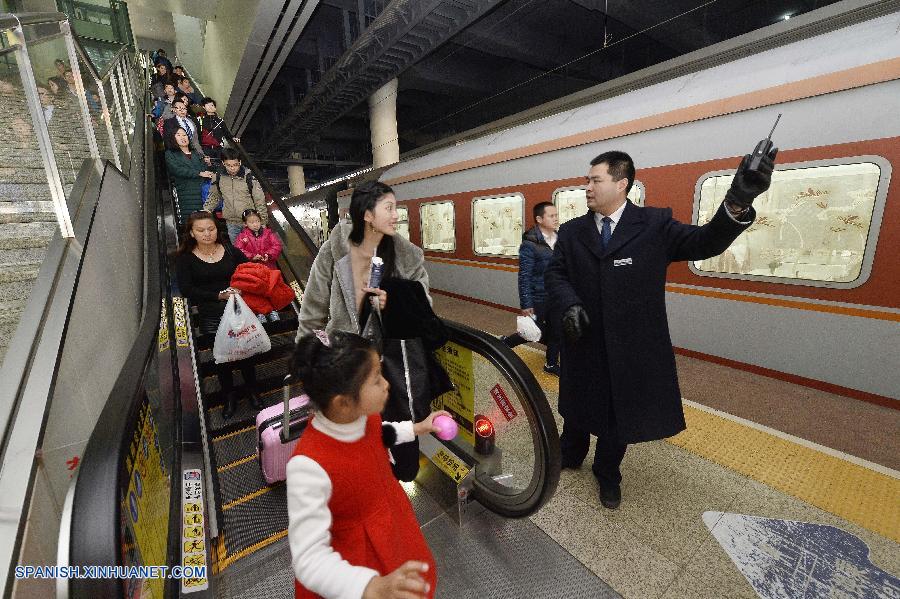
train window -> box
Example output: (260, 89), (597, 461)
(553, 181), (645, 225)
(395, 205), (410, 240)
(289, 202), (329, 246)
(690, 157), (891, 288)
(420, 201), (456, 252)
(472, 193), (525, 256)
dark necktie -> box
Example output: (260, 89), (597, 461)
(601, 216), (612, 250)
(181, 117), (192, 140)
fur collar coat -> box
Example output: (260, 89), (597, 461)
(296, 221), (430, 341)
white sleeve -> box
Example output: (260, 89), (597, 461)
(384, 421), (416, 444)
(286, 455), (378, 598)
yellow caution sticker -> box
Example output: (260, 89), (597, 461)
(290, 280), (304, 306)
(172, 297), (189, 348)
(184, 513), (203, 525)
(432, 447), (471, 483)
(158, 298), (170, 352)
(183, 577), (207, 589)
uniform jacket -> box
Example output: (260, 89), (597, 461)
(545, 200), (754, 443)
(229, 262), (293, 314)
(234, 226), (282, 270)
(164, 150), (206, 218)
(296, 221), (430, 340)
(518, 226), (554, 309)
(203, 166), (267, 225)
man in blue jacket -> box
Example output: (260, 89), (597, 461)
(502, 202), (561, 376)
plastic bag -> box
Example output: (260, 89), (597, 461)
(516, 314), (542, 343)
(213, 294), (271, 363)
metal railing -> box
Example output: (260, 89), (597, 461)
(0, 12), (139, 237)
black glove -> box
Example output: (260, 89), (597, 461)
(562, 305), (590, 343)
(725, 147), (778, 209)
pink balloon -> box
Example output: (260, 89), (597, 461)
(433, 415), (458, 440)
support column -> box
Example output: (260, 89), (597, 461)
(368, 78), (399, 168)
(288, 165), (306, 196)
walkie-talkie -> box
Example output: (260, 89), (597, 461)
(747, 113), (781, 173)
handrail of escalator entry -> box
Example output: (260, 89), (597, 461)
(442, 320), (561, 517)
(67, 71), (160, 599)
(70, 35), (129, 83)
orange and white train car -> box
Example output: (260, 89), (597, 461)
(376, 11), (900, 406)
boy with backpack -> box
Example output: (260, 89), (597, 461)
(203, 148), (268, 243)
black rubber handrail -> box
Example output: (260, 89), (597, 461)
(68, 69), (163, 599)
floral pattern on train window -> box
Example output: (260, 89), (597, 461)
(693, 162), (882, 283)
(473, 194), (524, 256)
(554, 182), (645, 225)
(395, 205), (410, 240)
(420, 201), (455, 251)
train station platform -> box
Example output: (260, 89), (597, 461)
(429, 292), (900, 598)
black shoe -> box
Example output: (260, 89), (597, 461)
(560, 455), (583, 470)
(221, 394), (238, 420)
(247, 388), (263, 410)
(599, 484), (622, 510)
(543, 363), (560, 376)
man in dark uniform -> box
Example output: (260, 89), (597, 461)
(545, 149), (776, 509)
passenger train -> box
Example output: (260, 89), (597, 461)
(292, 12), (900, 405)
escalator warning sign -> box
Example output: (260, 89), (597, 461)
(433, 448), (471, 482)
(181, 469), (208, 593)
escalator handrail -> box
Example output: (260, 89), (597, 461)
(67, 71), (160, 599)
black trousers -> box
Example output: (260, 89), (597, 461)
(503, 301), (560, 366)
(390, 439), (421, 482)
(559, 408), (627, 489)
(199, 309), (257, 395)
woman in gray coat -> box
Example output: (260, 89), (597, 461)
(296, 181), (430, 340)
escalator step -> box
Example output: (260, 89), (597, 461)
(213, 426), (258, 475)
(206, 380), (305, 435)
(202, 360), (293, 408)
(220, 483), (289, 561)
(197, 341), (293, 378)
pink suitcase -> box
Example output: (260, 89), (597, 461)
(257, 381), (311, 484)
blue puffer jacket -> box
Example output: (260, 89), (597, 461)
(517, 226), (555, 309)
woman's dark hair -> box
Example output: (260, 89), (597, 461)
(165, 127), (189, 151)
(241, 208), (261, 222)
(176, 211), (225, 255)
(348, 181), (396, 278)
(291, 331), (376, 411)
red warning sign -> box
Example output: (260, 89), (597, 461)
(490, 384), (517, 422)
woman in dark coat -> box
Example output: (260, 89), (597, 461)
(175, 211), (262, 419)
(164, 127), (214, 224)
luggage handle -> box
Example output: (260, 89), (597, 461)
(282, 374), (292, 437)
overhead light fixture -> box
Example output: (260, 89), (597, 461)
(782, 13), (792, 20)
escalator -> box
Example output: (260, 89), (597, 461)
(63, 54), (578, 599)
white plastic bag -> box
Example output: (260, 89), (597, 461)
(516, 314), (542, 343)
(213, 294), (272, 363)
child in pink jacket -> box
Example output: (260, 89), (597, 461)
(234, 208), (282, 270)
(234, 208), (284, 322)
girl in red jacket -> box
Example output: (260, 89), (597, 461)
(286, 330), (448, 599)
(234, 208), (282, 271)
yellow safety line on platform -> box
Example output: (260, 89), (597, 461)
(218, 454), (257, 473)
(213, 424), (255, 443)
(511, 346), (900, 543)
(670, 406), (900, 543)
(216, 530), (289, 572)
(222, 486), (272, 511)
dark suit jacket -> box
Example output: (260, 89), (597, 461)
(545, 200), (754, 443)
